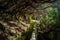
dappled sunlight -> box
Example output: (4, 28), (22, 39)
(0, 0), (60, 40)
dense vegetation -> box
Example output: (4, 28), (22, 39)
(0, 0), (60, 40)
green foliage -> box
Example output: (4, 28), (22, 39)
(0, 0), (60, 40)
(13, 6), (60, 40)
(13, 13), (37, 40)
(39, 7), (59, 32)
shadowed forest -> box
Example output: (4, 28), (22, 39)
(0, 0), (60, 40)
